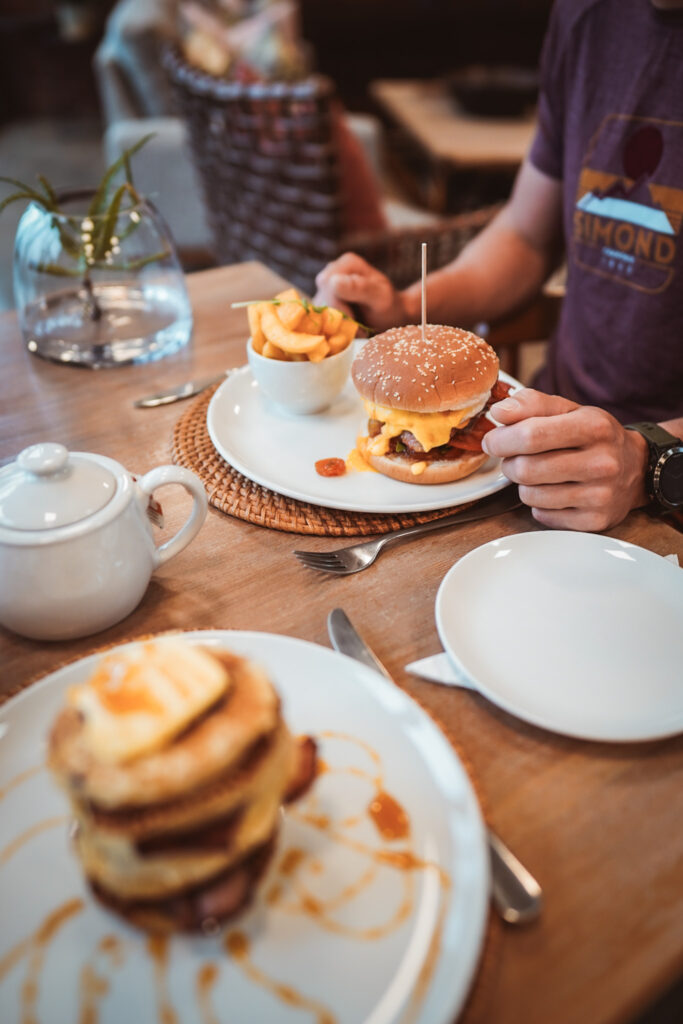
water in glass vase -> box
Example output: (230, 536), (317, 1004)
(14, 192), (193, 368)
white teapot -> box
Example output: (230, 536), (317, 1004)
(0, 443), (208, 641)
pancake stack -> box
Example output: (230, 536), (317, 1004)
(48, 637), (315, 932)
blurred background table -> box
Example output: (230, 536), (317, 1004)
(371, 78), (537, 214)
(1, 261), (683, 1024)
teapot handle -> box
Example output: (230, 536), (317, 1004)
(136, 466), (208, 568)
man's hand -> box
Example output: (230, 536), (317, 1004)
(481, 388), (650, 531)
(314, 252), (408, 331)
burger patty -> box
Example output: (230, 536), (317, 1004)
(370, 379), (513, 461)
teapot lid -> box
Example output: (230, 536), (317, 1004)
(0, 443), (117, 531)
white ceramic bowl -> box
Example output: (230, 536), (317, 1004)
(246, 336), (354, 415)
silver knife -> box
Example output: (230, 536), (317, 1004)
(133, 370), (235, 408)
(327, 608), (543, 925)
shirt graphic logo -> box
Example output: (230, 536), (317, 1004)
(573, 117), (683, 293)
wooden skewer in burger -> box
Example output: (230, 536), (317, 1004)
(351, 243), (512, 484)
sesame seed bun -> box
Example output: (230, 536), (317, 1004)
(351, 324), (499, 414)
(357, 437), (488, 485)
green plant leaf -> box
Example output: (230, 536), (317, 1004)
(87, 133), (155, 219)
(37, 175), (59, 208)
(30, 261), (82, 277)
(118, 248), (170, 271)
(49, 215), (83, 261)
(0, 189), (50, 215)
(92, 182), (137, 261)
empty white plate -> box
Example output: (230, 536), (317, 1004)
(435, 531), (683, 742)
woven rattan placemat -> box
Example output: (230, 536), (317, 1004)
(172, 384), (476, 536)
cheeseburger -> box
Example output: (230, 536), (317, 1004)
(351, 324), (511, 484)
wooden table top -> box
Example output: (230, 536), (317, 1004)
(1, 262), (682, 1024)
(370, 79), (537, 170)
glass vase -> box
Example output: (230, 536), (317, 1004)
(13, 190), (193, 368)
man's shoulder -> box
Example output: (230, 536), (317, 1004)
(548, 0), (611, 44)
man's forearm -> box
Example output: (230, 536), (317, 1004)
(401, 211), (555, 327)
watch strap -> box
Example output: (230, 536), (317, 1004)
(624, 422), (682, 450)
(625, 422), (683, 512)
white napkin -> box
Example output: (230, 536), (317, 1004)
(404, 653), (476, 689)
(407, 553), (680, 688)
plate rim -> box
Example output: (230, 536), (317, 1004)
(206, 365), (521, 514)
(435, 531), (683, 743)
(1, 628), (491, 1024)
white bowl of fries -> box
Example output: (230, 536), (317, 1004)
(244, 289), (359, 415)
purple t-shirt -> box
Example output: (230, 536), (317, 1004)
(529, 0), (683, 422)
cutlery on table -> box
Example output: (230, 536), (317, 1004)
(327, 607), (543, 925)
(133, 369), (236, 408)
(295, 486), (522, 575)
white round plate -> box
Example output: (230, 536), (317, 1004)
(0, 630), (489, 1024)
(207, 365), (521, 513)
(435, 532), (683, 742)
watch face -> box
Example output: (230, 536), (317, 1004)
(657, 449), (683, 507)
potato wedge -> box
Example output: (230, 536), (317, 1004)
(262, 340), (289, 360)
(335, 317), (359, 344)
(321, 306), (344, 336)
(326, 331), (350, 355)
(260, 308), (325, 354)
(298, 310), (324, 334)
(275, 300), (305, 331)
(307, 339), (330, 362)
(247, 303), (267, 354)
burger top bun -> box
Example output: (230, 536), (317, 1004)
(352, 324), (499, 414)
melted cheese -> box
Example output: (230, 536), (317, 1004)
(68, 640), (231, 763)
(363, 401), (478, 456)
(346, 446), (374, 473)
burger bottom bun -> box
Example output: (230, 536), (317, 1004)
(359, 438), (488, 485)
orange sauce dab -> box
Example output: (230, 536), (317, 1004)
(315, 457), (346, 477)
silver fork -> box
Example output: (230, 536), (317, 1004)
(294, 486), (521, 575)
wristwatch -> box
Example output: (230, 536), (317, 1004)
(625, 422), (683, 511)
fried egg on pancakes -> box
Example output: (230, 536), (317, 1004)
(48, 638), (316, 932)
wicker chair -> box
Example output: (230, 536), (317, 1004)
(163, 48), (500, 292)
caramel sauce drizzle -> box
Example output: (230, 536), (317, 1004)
(196, 963), (220, 1024)
(77, 934), (126, 1024)
(0, 731), (450, 1024)
(400, 894), (450, 1024)
(0, 816), (68, 867)
(225, 931), (336, 1024)
(146, 935), (179, 1024)
(0, 898), (84, 1024)
(78, 963), (109, 1024)
(368, 790), (411, 841)
(0, 765), (43, 803)
(97, 934), (125, 968)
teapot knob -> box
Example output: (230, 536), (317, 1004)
(17, 443), (69, 477)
